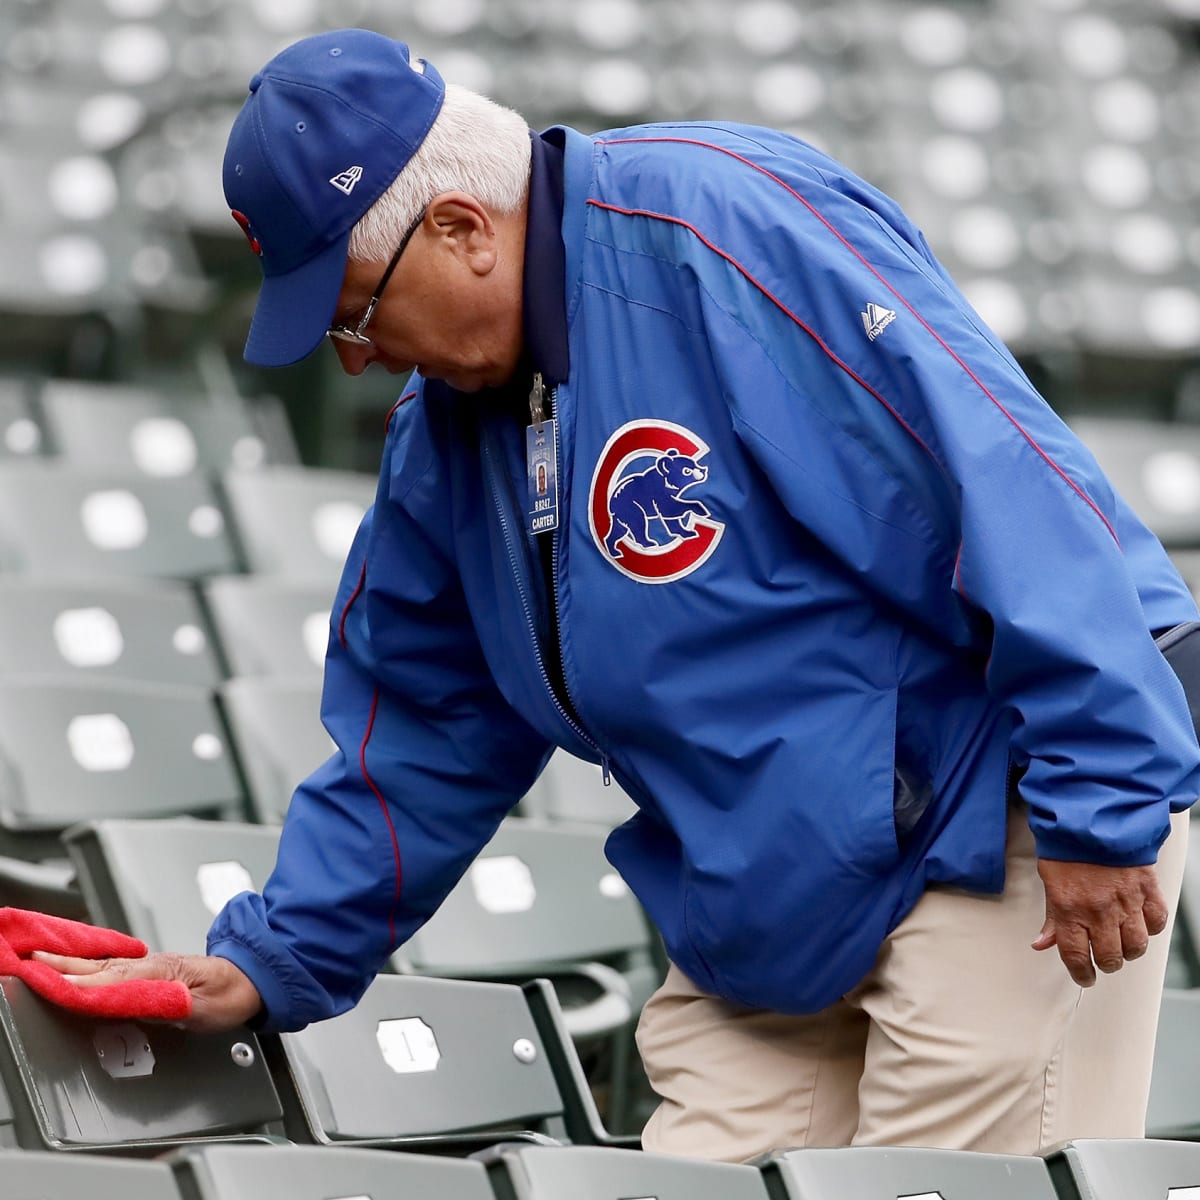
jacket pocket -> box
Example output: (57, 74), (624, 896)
(854, 684), (904, 872)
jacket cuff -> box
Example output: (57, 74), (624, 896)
(1030, 825), (1164, 868)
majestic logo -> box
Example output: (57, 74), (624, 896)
(230, 209), (261, 256)
(329, 165), (364, 195)
(861, 300), (896, 341)
(589, 420), (724, 584)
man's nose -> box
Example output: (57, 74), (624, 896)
(330, 337), (376, 376)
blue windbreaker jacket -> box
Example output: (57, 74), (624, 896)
(210, 123), (1200, 1030)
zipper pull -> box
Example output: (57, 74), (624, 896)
(600, 755), (612, 787)
(528, 371), (546, 433)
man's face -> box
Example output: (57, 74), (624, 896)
(327, 192), (525, 394)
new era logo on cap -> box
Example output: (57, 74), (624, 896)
(329, 165), (364, 195)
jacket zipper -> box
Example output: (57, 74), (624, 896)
(484, 376), (612, 783)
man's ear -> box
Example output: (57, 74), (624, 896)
(425, 191), (497, 276)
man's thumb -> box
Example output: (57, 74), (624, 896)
(1032, 917), (1057, 951)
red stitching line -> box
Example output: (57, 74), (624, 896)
(587, 199), (936, 460)
(338, 557), (367, 650)
(360, 687), (403, 945)
(595, 136), (1120, 546)
(385, 390), (417, 432)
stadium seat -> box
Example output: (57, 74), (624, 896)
(0, 1074), (16, 1148)
(265, 973), (622, 1151)
(203, 575), (336, 678)
(0, 577), (223, 688)
(1146, 988), (1200, 1139)
(519, 748), (638, 829)
(0, 677), (243, 916)
(37, 377), (298, 476)
(1068, 415), (1200, 547)
(0, 378), (46, 460)
(217, 676), (332, 824)
(64, 818), (282, 956)
(116, 106), (249, 249)
(2, 1151), (182, 1200)
(1043, 1137), (1200, 1200)
(1176, 826), (1200, 962)
(1169, 549), (1200, 609)
(0, 461), (242, 579)
(392, 815), (660, 1135)
(167, 1142), (494, 1200)
(0, 976), (283, 1152)
(392, 817), (658, 1041)
(0, 132), (212, 324)
(757, 1144), (1060, 1198)
(479, 1141), (772, 1199)
(61, 817), (635, 1149)
(219, 465), (376, 579)
(0, 677), (243, 888)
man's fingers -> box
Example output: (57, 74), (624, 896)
(27, 950), (260, 1034)
(1054, 924), (1098, 987)
(1120, 910), (1150, 962)
(1037, 858), (1174, 986)
(1089, 922), (1125, 975)
(1144, 887), (1169, 938)
(29, 952), (100, 972)
(30, 951), (146, 987)
(29, 951), (103, 974)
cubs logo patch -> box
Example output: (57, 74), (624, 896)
(589, 420), (724, 584)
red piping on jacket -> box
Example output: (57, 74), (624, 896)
(385, 390), (418, 433)
(588, 198), (936, 463)
(340, 560), (402, 941)
(593, 136), (1120, 547)
(339, 558), (367, 650)
(360, 687), (403, 944)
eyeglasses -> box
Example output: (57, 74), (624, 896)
(327, 210), (425, 346)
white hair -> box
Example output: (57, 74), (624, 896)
(348, 81), (532, 262)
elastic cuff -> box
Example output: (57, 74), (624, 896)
(209, 937), (302, 1034)
(1030, 829), (1162, 868)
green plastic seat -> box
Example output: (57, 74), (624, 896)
(0, 461), (240, 580)
(481, 1142), (772, 1199)
(1044, 1138), (1200, 1200)
(269, 973), (622, 1151)
(217, 676), (332, 824)
(1, 1150), (181, 1200)
(65, 817), (282, 955)
(219, 465), (377, 579)
(38, 377), (298, 477)
(0, 976), (282, 1152)
(203, 575), (335, 678)
(0, 576), (223, 687)
(519, 749), (638, 829)
(168, 1142), (494, 1200)
(1147, 989), (1200, 1139)
(758, 1145), (1060, 1199)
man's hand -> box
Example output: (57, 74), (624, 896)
(28, 950), (262, 1033)
(1033, 859), (1169, 987)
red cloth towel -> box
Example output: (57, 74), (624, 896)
(0, 907), (192, 1020)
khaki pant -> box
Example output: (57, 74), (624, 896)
(637, 805), (1189, 1162)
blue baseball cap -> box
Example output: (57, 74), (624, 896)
(223, 29), (445, 367)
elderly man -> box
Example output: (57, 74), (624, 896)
(37, 28), (1199, 1161)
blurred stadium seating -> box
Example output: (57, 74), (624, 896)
(0, 0), (1199, 1193)
(0, 0), (1197, 467)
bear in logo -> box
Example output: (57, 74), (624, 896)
(604, 448), (712, 558)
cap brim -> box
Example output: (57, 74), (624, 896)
(242, 228), (352, 367)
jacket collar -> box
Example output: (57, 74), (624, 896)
(522, 129), (569, 388)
